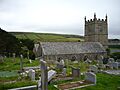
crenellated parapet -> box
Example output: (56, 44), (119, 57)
(85, 13), (107, 24)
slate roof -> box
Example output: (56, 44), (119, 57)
(40, 42), (106, 55)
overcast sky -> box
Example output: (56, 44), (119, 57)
(0, 0), (120, 39)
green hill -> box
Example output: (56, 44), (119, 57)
(10, 32), (84, 42)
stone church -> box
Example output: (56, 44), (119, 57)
(33, 13), (108, 61)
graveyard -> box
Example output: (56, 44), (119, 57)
(0, 55), (120, 90)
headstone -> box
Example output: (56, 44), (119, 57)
(62, 68), (67, 76)
(89, 65), (98, 73)
(29, 59), (32, 63)
(72, 67), (80, 78)
(85, 72), (96, 84)
(48, 70), (56, 82)
(40, 59), (48, 90)
(38, 69), (56, 90)
(56, 64), (64, 70)
(111, 62), (119, 69)
(85, 58), (92, 64)
(20, 54), (23, 71)
(29, 69), (35, 81)
(108, 58), (115, 63)
(13, 53), (16, 62)
(116, 59), (120, 68)
(103, 58), (108, 64)
(60, 59), (65, 66)
(0, 55), (4, 63)
(73, 61), (78, 64)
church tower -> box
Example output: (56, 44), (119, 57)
(84, 13), (108, 49)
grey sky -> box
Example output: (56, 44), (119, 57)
(0, 0), (120, 39)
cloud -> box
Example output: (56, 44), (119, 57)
(0, 0), (120, 39)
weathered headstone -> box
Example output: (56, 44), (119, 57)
(20, 54), (23, 71)
(13, 53), (16, 62)
(72, 67), (80, 78)
(29, 59), (32, 63)
(48, 70), (56, 82)
(111, 62), (119, 69)
(40, 59), (48, 90)
(85, 72), (96, 84)
(62, 68), (67, 76)
(85, 58), (92, 64)
(56, 64), (64, 70)
(89, 65), (98, 73)
(0, 55), (4, 63)
(60, 59), (65, 66)
(29, 69), (35, 81)
(108, 58), (115, 63)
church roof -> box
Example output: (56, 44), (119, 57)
(40, 42), (106, 55)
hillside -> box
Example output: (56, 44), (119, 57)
(10, 32), (84, 42)
(0, 28), (21, 55)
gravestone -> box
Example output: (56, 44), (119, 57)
(103, 58), (108, 64)
(111, 62), (119, 69)
(85, 58), (92, 64)
(72, 67), (80, 78)
(20, 54), (23, 71)
(60, 59), (65, 66)
(29, 69), (35, 81)
(13, 53), (16, 62)
(89, 65), (98, 73)
(0, 55), (4, 63)
(38, 69), (56, 90)
(40, 59), (48, 90)
(62, 68), (67, 76)
(48, 70), (56, 82)
(29, 59), (32, 63)
(85, 72), (96, 84)
(116, 59), (120, 68)
(108, 58), (115, 63)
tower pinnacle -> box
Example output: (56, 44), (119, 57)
(94, 13), (96, 19)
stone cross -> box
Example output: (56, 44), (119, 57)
(85, 72), (96, 84)
(40, 59), (48, 90)
(20, 54), (23, 71)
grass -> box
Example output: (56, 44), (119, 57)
(11, 32), (83, 42)
(1, 58), (120, 90)
(0, 57), (39, 71)
(0, 80), (37, 90)
(48, 73), (120, 90)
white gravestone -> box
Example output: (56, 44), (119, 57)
(48, 70), (57, 82)
(29, 69), (35, 81)
(62, 68), (67, 76)
(20, 54), (23, 71)
(60, 59), (65, 66)
(85, 72), (96, 84)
